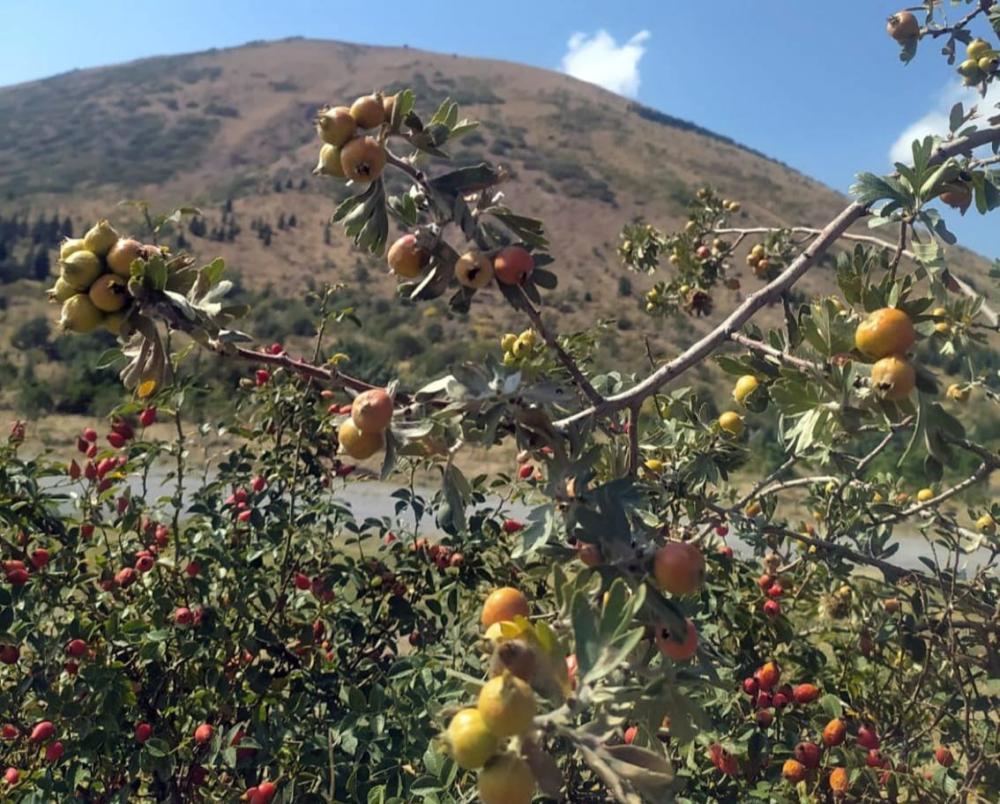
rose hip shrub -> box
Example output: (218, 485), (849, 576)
(4, 5), (1000, 802)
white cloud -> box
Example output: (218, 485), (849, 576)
(890, 81), (1000, 163)
(560, 29), (651, 98)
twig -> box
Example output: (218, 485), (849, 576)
(876, 462), (994, 525)
(729, 332), (825, 373)
(627, 404), (641, 475)
(922, 1), (993, 38)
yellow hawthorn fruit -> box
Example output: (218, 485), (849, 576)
(745, 501), (762, 517)
(83, 219), (120, 257)
(931, 306), (950, 335)
(350, 94), (385, 129)
(314, 144), (346, 178)
(47, 277), (77, 303)
(975, 514), (996, 535)
(829, 766), (849, 796)
(967, 39), (991, 61)
(718, 411), (744, 437)
(103, 312), (128, 336)
(106, 238), (145, 277)
(733, 375), (759, 406)
(340, 136), (386, 183)
(445, 708), (498, 770)
(980, 55), (999, 73)
(644, 458), (663, 473)
(946, 383), (970, 403)
(872, 491), (885, 503)
(382, 93), (397, 125)
(59, 294), (104, 333)
(750, 244), (765, 260)
(478, 754), (535, 804)
(477, 671), (536, 737)
(351, 388), (393, 433)
(387, 234), (428, 279)
(886, 11), (919, 42)
(88, 274), (129, 313)
(916, 488), (934, 503)
(481, 587), (529, 628)
(783, 758), (807, 784)
(653, 541), (705, 596)
(855, 308), (915, 359)
(337, 419), (383, 459)
(500, 333), (517, 352)
(654, 618), (698, 662)
(59, 237), (86, 261)
(60, 250), (102, 291)
(455, 251), (494, 289)
(871, 355), (916, 400)
(316, 106), (356, 147)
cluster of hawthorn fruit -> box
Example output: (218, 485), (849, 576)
(47, 220), (159, 335)
(335, 387), (395, 460)
(887, 11), (998, 85)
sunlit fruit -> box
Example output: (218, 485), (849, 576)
(857, 725), (879, 750)
(829, 766), (849, 795)
(916, 488), (934, 503)
(59, 237), (86, 260)
(314, 144), (346, 178)
(946, 383), (970, 402)
(47, 277), (77, 303)
(654, 618), (699, 661)
(478, 753), (536, 804)
(782, 758), (807, 783)
(958, 59), (983, 80)
(337, 419), (383, 459)
(350, 94), (385, 129)
(387, 234), (428, 279)
(718, 411), (744, 437)
(886, 11), (919, 42)
(653, 541), (705, 595)
(854, 307), (915, 359)
(477, 671), (536, 737)
(383, 93), (397, 124)
(60, 250), (102, 291)
(88, 274), (129, 313)
(755, 661), (780, 691)
(481, 587), (529, 628)
(975, 514), (995, 534)
(316, 106), (356, 147)
(455, 250), (494, 288)
(935, 746), (954, 767)
(792, 683), (819, 704)
(823, 718), (846, 747)
(967, 39), (991, 60)
(795, 741), (821, 769)
(493, 246), (534, 285)
(351, 388), (393, 433)
(340, 136), (386, 183)
(60, 295), (104, 333)
(870, 355), (916, 400)
(445, 708), (499, 769)
(83, 219), (120, 257)
(194, 723), (213, 744)
(733, 375), (759, 405)
(106, 238), (144, 277)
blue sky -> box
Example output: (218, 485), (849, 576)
(2, 0), (997, 256)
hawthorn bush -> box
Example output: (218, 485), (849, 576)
(3, 5), (1000, 802)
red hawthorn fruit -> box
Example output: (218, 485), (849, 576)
(383, 531), (397, 545)
(772, 692), (789, 709)
(0, 645), (19, 665)
(449, 552), (464, 567)
(135, 723), (153, 743)
(193, 608), (206, 627)
(86, 443), (98, 459)
(756, 691), (772, 709)
(866, 749), (886, 768)
(83, 427), (97, 443)
(96, 477), (112, 493)
(718, 545), (734, 558)
(76, 437), (89, 453)
(194, 723), (213, 744)
(251, 475), (266, 493)
(708, 743), (739, 776)
(62, 660), (76, 675)
(116, 496), (129, 514)
(234, 488), (248, 504)
(408, 630), (422, 647)
(3, 561), (25, 573)
(755, 661), (780, 691)
(237, 509), (252, 524)
(250, 781), (277, 804)
(715, 524), (729, 536)
(742, 677), (759, 696)
(756, 709), (773, 728)
(268, 342), (284, 355)
(30, 549), (50, 569)
(255, 370), (270, 386)
(84, 461), (97, 481)
(135, 554), (155, 573)
(6, 568), (29, 586)
(766, 582), (784, 598)
(518, 464), (534, 480)
(502, 519), (525, 534)
(68, 460), (81, 479)
(4, 767), (19, 785)
(44, 741), (63, 763)
(111, 419), (134, 440)
(763, 599), (781, 617)
(857, 725), (880, 750)
(793, 683), (820, 704)
(107, 432), (127, 449)
(139, 407), (157, 427)
(757, 573), (773, 591)
(2, 724), (18, 740)
(294, 573), (311, 590)
(935, 746), (953, 767)
(80, 523), (94, 539)
(795, 741), (821, 769)
(66, 639), (87, 658)
(115, 567), (137, 588)
(29, 721), (55, 743)
(624, 726), (637, 745)
(174, 607), (194, 626)
(97, 457), (116, 478)
(185, 561), (200, 578)
(154, 525), (170, 547)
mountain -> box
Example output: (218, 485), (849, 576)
(0, 38), (989, 420)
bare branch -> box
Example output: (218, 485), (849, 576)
(729, 332), (825, 373)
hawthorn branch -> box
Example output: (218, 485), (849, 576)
(729, 332), (825, 373)
(922, 0), (994, 38)
(517, 289), (604, 406)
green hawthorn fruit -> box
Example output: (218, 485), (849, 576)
(966, 39), (991, 60)
(83, 219), (120, 257)
(59, 237), (86, 261)
(314, 144), (346, 178)
(47, 277), (77, 303)
(60, 250), (102, 291)
(316, 106), (356, 147)
(60, 294), (104, 333)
